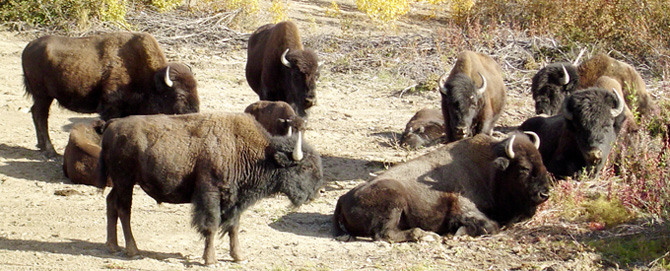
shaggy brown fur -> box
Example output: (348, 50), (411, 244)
(399, 108), (446, 149)
(62, 120), (109, 187)
(98, 113), (323, 265)
(22, 32), (199, 157)
(577, 53), (657, 116)
(439, 50), (506, 142)
(594, 76), (638, 131)
(245, 21), (320, 117)
(244, 100), (306, 136)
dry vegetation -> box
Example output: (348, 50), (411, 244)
(1, 0), (670, 270)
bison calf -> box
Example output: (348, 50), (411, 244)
(244, 100), (306, 136)
(98, 113), (324, 265)
(399, 108), (446, 149)
(439, 50), (506, 142)
(63, 120), (110, 187)
(333, 132), (551, 242)
(22, 32), (199, 157)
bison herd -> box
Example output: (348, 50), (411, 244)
(19, 20), (657, 265)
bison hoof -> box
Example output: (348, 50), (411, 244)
(418, 232), (440, 243)
(106, 242), (122, 253)
(335, 234), (355, 242)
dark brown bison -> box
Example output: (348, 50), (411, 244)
(22, 32), (200, 157)
(519, 88), (626, 178)
(97, 113), (323, 265)
(62, 119), (110, 187)
(333, 132), (551, 242)
(399, 108), (446, 149)
(531, 63), (579, 116)
(577, 53), (657, 116)
(244, 100), (306, 136)
(245, 21), (320, 117)
(438, 50), (506, 142)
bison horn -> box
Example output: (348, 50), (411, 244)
(505, 135), (516, 159)
(438, 73), (448, 95)
(281, 48), (291, 68)
(524, 131), (541, 149)
(611, 88), (625, 117)
(561, 64), (570, 85)
(164, 66), (174, 88)
(476, 72), (487, 96)
(292, 131), (303, 161)
(286, 126), (293, 137)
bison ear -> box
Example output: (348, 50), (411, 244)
(493, 157), (510, 171)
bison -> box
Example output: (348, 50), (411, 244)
(62, 119), (110, 187)
(399, 108), (446, 149)
(594, 76), (638, 131)
(245, 21), (320, 117)
(244, 100), (306, 136)
(97, 113), (324, 265)
(438, 50), (506, 142)
(530, 63), (579, 116)
(333, 132), (551, 242)
(519, 87), (626, 178)
(22, 32), (200, 158)
(577, 53), (657, 116)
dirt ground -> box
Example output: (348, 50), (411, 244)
(0, 1), (667, 270)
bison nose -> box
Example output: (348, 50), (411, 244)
(585, 149), (603, 164)
(305, 97), (317, 107)
(537, 191), (549, 202)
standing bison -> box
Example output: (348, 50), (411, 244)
(22, 32), (200, 157)
(245, 21), (320, 117)
(438, 50), (506, 142)
(530, 63), (579, 116)
(244, 100), (306, 136)
(399, 108), (446, 149)
(519, 88), (626, 178)
(62, 119), (109, 187)
(333, 132), (551, 242)
(97, 113), (323, 265)
(577, 53), (657, 116)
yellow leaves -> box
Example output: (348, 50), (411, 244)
(355, 0), (412, 24)
(271, 0), (288, 24)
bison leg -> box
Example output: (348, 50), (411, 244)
(192, 182), (221, 265)
(227, 216), (244, 262)
(31, 97), (56, 157)
(105, 188), (121, 253)
(114, 185), (139, 257)
(373, 209), (434, 243)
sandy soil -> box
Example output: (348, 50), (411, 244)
(0, 1), (663, 270)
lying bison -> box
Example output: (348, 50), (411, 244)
(333, 132), (551, 242)
(22, 32), (200, 157)
(246, 21), (320, 117)
(399, 108), (446, 149)
(97, 113), (324, 265)
(578, 53), (657, 116)
(244, 100), (306, 136)
(438, 50), (506, 142)
(519, 88), (626, 178)
(63, 119), (110, 187)
(531, 63), (579, 116)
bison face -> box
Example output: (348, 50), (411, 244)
(283, 49), (320, 117)
(562, 88), (625, 172)
(148, 63), (200, 115)
(440, 73), (484, 141)
(492, 133), (552, 223)
(531, 63), (578, 116)
(273, 132), (324, 206)
(400, 121), (446, 149)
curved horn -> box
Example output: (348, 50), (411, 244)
(438, 73), (448, 95)
(505, 135), (516, 159)
(561, 64), (570, 85)
(164, 66), (174, 87)
(286, 126), (293, 137)
(281, 48), (291, 68)
(292, 131), (303, 161)
(611, 88), (625, 117)
(524, 131), (541, 149)
(476, 72), (487, 96)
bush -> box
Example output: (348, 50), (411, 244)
(0, 0), (128, 29)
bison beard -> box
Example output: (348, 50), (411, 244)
(22, 32), (199, 158)
(98, 113), (323, 265)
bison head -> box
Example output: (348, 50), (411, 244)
(272, 131), (324, 206)
(281, 48), (320, 117)
(146, 62), (200, 115)
(531, 63), (579, 116)
(562, 88), (625, 173)
(491, 132), (552, 224)
(400, 119), (446, 149)
(440, 72), (487, 141)
(279, 115), (306, 137)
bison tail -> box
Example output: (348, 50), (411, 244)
(94, 150), (108, 191)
